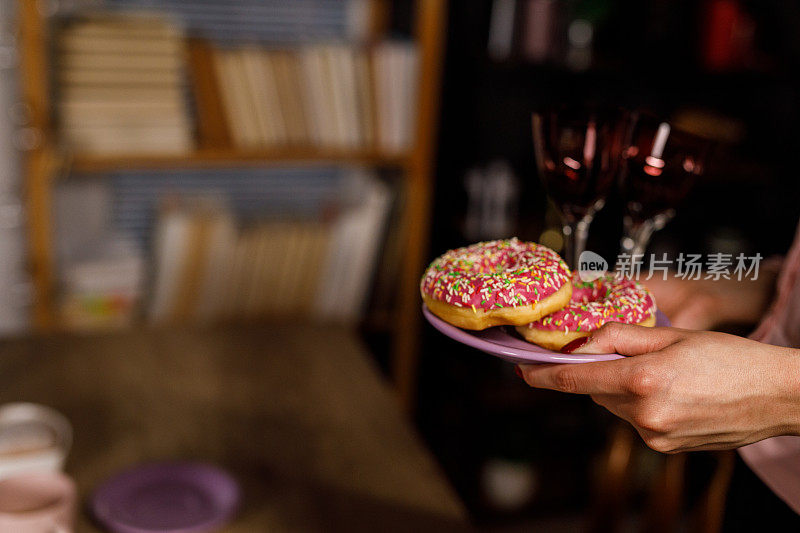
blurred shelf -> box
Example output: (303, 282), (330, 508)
(480, 58), (788, 105)
(69, 147), (412, 173)
(485, 54), (781, 80)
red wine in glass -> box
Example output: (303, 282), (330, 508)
(619, 117), (711, 257)
(532, 107), (628, 267)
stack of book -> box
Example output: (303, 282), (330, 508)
(191, 41), (419, 153)
(55, 14), (193, 155)
(107, 166), (348, 247)
(59, 236), (145, 330)
(372, 42), (420, 154)
(147, 172), (391, 325)
(105, 0), (370, 44)
(54, 178), (145, 330)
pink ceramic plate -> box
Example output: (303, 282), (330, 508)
(423, 304), (670, 364)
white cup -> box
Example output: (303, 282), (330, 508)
(0, 403), (72, 480)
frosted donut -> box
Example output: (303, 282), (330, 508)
(516, 272), (657, 351)
(420, 238), (572, 330)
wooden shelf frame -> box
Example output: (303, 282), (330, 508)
(17, 0), (448, 413)
(392, 0), (447, 413)
(70, 148), (411, 173)
(19, 0), (56, 331)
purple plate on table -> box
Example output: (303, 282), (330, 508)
(423, 304), (670, 364)
(91, 462), (240, 533)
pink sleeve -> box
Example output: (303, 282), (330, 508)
(740, 219), (800, 515)
(748, 255), (786, 342)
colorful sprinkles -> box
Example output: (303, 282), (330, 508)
(527, 273), (655, 332)
(420, 238), (571, 311)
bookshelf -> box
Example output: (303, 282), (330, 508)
(17, 0), (446, 412)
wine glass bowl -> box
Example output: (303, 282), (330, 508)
(532, 107), (628, 267)
(619, 116), (712, 257)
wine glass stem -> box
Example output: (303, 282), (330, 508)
(563, 217), (591, 268)
(621, 217), (655, 257)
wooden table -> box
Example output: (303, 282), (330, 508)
(0, 325), (468, 532)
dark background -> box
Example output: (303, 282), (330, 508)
(413, 0), (800, 527)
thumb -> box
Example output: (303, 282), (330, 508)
(569, 322), (685, 356)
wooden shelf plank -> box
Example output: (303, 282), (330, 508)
(70, 148), (411, 172)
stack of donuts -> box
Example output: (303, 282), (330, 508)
(420, 238), (656, 351)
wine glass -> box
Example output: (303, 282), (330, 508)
(618, 114), (712, 257)
(532, 107), (628, 267)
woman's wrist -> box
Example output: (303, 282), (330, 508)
(767, 345), (800, 437)
(708, 270), (779, 327)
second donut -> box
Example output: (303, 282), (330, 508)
(516, 273), (657, 351)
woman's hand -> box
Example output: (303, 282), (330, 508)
(640, 276), (720, 330)
(518, 323), (800, 453)
(643, 274), (776, 330)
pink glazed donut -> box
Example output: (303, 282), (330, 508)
(420, 238), (572, 330)
(516, 272), (657, 350)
